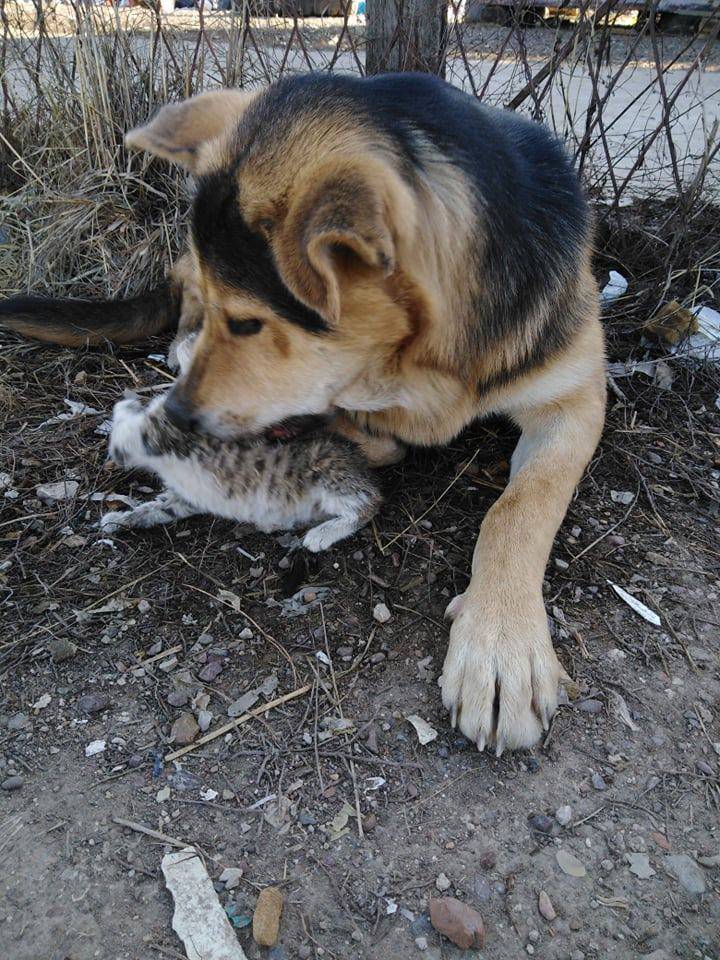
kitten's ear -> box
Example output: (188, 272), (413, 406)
(125, 89), (259, 172)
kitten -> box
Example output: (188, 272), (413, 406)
(100, 394), (382, 552)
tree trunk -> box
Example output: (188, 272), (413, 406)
(365, 0), (448, 76)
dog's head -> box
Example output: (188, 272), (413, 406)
(126, 80), (421, 436)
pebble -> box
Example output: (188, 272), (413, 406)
(198, 661), (223, 683)
(158, 656), (178, 673)
(577, 699), (603, 714)
(696, 760), (714, 776)
(219, 867), (243, 890)
(253, 886), (284, 946)
(239, 627), (253, 640)
(7, 713), (32, 731)
(351, 930), (363, 942)
(626, 852), (655, 879)
(528, 814), (554, 834)
(197, 710), (213, 733)
(170, 712), (200, 746)
(591, 772), (607, 791)
(415, 937), (428, 951)
(429, 897), (485, 950)
(298, 947), (312, 959)
(85, 739), (106, 757)
(47, 637), (78, 662)
(78, 693), (110, 715)
(478, 849), (496, 870)
(370, 652), (386, 665)
(528, 930), (540, 943)
(1, 775), (24, 791)
(435, 873), (451, 892)
(556, 805), (572, 826)
(127, 754), (143, 768)
(373, 602), (392, 624)
(167, 690), (189, 707)
(538, 891), (556, 921)
(664, 853), (707, 895)
(36, 480), (79, 502)
(600, 859), (614, 873)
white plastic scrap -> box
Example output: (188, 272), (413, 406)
(608, 581), (661, 627)
(672, 304), (720, 364)
(40, 398), (102, 428)
(406, 714), (438, 745)
(162, 847), (248, 960)
(601, 271), (628, 303)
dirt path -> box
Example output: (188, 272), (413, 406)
(1, 304), (719, 957)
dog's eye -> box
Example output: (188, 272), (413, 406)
(227, 318), (263, 336)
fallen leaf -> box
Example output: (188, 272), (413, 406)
(611, 691), (639, 732)
(407, 714), (438, 745)
(556, 849), (586, 877)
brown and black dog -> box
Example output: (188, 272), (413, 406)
(0, 73), (606, 754)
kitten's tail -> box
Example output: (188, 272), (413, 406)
(0, 280), (181, 347)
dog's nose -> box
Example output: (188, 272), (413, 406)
(164, 389), (198, 432)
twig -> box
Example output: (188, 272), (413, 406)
(111, 816), (191, 850)
(381, 449), (480, 553)
(164, 684), (312, 762)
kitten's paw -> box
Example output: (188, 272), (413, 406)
(303, 517), (360, 552)
(98, 510), (130, 534)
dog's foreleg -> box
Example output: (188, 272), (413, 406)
(440, 325), (606, 754)
(99, 490), (199, 534)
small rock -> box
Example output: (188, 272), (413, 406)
(600, 859), (614, 873)
(127, 754), (143, 768)
(555, 558), (569, 570)
(556, 849), (586, 877)
(239, 627), (253, 640)
(156, 785), (171, 803)
(158, 656), (178, 673)
(36, 479), (79, 502)
(197, 710), (213, 733)
(1, 775), (24, 791)
(625, 852), (655, 879)
(351, 929), (363, 942)
(167, 690), (189, 707)
(415, 937), (428, 951)
(373, 602), (392, 624)
(78, 693), (110, 715)
(538, 891), (556, 921)
(478, 849), (496, 870)
(7, 713), (32, 731)
(577, 699), (603, 714)
(85, 739), (106, 757)
(137, 599), (151, 614)
(528, 930), (540, 944)
(528, 814), (553, 834)
(170, 712), (200, 746)
(696, 760), (714, 776)
(555, 805), (572, 827)
(219, 867), (243, 890)
(429, 897), (485, 950)
(591, 772), (607, 791)
(198, 661), (223, 683)
(298, 947), (312, 960)
(435, 873), (451, 892)
(46, 637), (77, 662)
(687, 646), (713, 663)
(664, 853), (707, 895)
(253, 886), (284, 947)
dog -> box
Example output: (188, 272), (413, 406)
(0, 73), (606, 753)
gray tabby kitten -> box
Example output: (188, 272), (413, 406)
(100, 341), (382, 552)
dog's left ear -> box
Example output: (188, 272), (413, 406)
(275, 159), (408, 323)
(125, 89), (259, 172)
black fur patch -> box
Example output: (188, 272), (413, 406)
(191, 174), (328, 334)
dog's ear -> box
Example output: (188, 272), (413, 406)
(125, 90), (257, 171)
(275, 160), (403, 323)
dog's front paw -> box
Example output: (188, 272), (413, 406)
(440, 592), (565, 754)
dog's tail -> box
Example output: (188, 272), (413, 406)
(0, 281), (181, 347)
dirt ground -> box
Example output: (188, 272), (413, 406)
(1, 219), (720, 960)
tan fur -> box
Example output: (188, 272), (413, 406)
(125, 88), (607, 753)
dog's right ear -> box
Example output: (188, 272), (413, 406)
(125, 89), (259, 172)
